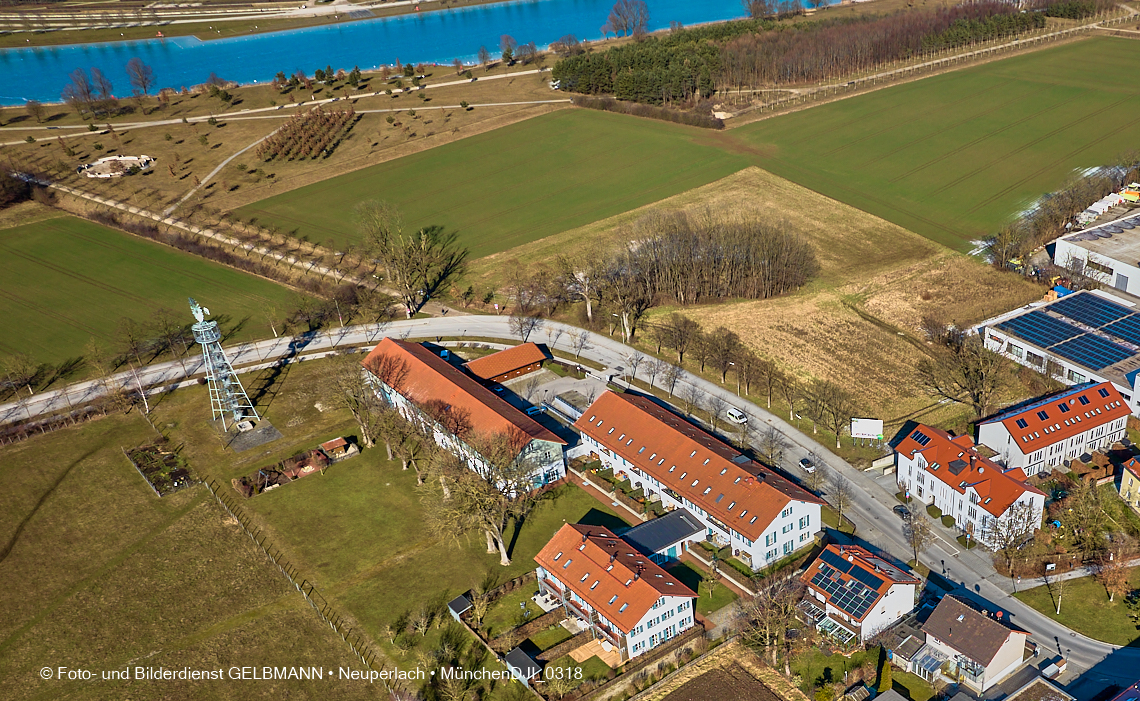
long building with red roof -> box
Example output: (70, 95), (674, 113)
(976, 382), (1129, 475)
(534, 523), (697, 663)
(895, 424), (1045, 548)
(575, 391), (823, 571)
(361, 338), (566, 488)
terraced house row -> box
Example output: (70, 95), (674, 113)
(575, 391), (823, 571)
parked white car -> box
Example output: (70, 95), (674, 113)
(726, 407), (748, 425)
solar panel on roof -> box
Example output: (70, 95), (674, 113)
(1049, 294), (1133, 329)
(909, 430), (931, 447)
(1052, 334), (1134, 370)
(1103, 315), (1140, 346)
(995, 311), (1082, 348)
(850, 566), (887, 590)
(820, 548), (855, 574)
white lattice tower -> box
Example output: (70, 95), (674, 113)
(189, 298), (259, 431)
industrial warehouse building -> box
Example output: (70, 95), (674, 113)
(980, 290), (1140, 415)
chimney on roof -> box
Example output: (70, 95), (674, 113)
(610, 552), (616, 564)
(634, 565), (643, 581)
(582, 531), (589, 543)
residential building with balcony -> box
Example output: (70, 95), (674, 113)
(534, 524), (698, 663)
(976, 382), (1129, 475)
(918, 595), (1028, 693)
(800, 544), (921, 645)
(895, 424), (1045, 549)
(574, 391), (823, 571)
(361, 338), (566, 488)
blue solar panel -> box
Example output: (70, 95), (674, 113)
(995, 311), (1083, 348)
(1103, 315), (1140, 347)
(1050, 294), (1134, 328)
(1051, 334), (1133, 370)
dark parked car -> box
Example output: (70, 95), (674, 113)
(893, 504), (911, 518)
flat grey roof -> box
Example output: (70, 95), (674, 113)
(621, 509), (704, 555)
(504, 647), (541, 680)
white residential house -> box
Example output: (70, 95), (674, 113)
(918, 595), (1028, 693)
(534, 523), (698, 663)
(800, 544), (921, 646)
(575, 391), (823, 571)
(895, 424), (1045, 548)
(976, 382), (1130, 475)
(361, 338), (566, 488)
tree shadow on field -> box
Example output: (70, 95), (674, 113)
(0, 447), (97, 565)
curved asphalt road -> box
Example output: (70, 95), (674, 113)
(5, 316), (1137, 693)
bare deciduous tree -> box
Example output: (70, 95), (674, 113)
(681, 382), (703, 417)
(570, 330), (591, 359)
(917, 335), (1004, 418)
(738, 577), (803, 665)
(829, 469), (852, 532)
(902, 510), (932, 564)
(604, 0), (650, 38)
(509, 312), (544, 342)
(662, 363), (682, 396)
(755, 425), (788, 468)
(707, 393), (728, 432)
(126, 56), (155, 96)
(24, 100), (45, 123)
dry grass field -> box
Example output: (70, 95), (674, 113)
(0, 411), (377, 701)
(472, 167), (1044, 432)
(4, 66), (565, 219)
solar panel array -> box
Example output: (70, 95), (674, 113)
(1053, 335), (1134, 370)
(994, 294), (1139, 371)
(995, 311), (1081, 348)
(1050, 294), (1133, 327)
(810, 550), (888, 620)
(910, 429), (931, 447)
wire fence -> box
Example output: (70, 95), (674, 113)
(205, 478), (417, 700)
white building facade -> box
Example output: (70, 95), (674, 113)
(895, 425), (1045, 548)
(976, 382), (1130, 474)
(575, 391), (822, 571)
(534, 524), (697, 663)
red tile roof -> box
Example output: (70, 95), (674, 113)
(1124, 457), (1140, 481)
(802, 544), (920, 623)
(575, 392), (822, 542)
(321, 437), (348, 452)
(463, 342), (548, 381)
(896, 424), (1044, 517)
(534, 523), (695, 633)
(980, 382), (1129, 455)
(361, 339), (565, 449)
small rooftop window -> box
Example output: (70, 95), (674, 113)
(703, 458), (710, 465)
(734, 476), (741, 484)
(703, 487), (712, 495)
(638, 447), (646, 454)
(691, 479), (699, 487)
(562, 559), (572, 569)
(690, 451), (697, 458)
(619, 434), (626, 441)
(619, 603), (628, 613)
(580, 573), (590, 582)
(608, 427), (615, 434)
(715, 493), (725, 503)
(554, 552), (562, 561)
(720, 468), (728, 476)
(608, 595), (618, 605)
(728, 501), (736, 510)
(591, 581), (599, 590)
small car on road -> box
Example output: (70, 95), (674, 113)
(726, 407), (748, 425)
(798, 457), (815, 473)
(893, 504), (911, 518)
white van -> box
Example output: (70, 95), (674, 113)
(726, 407), (748, 425)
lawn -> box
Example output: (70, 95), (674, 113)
(0, 410), (376, 701)
(733, 37), (1140, 251)
(1015, 566), (1140, 646)
(0, 215), (300, 367)
(790, 648), (934, 701)
(237, 108), (748, 258)
(666, 561), (739, 616)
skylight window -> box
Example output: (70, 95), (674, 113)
(580, 573), (590, 582)
(608, 595), (618, 605)
(703, 487), (712, 495)
(715, 493), (724, 503)
(589, 415), (595, 422)
(740, 510), (748, 518)
(562, 559), (572, 569)
(1058, 403), (1070, 414)
(608, 427), (615, 434)
(1079, 395), (1090, 405)
(734, 476), (741, 484)
(728, 501), (736, 510)
(720, 468), (728, 475)
(1015, 418), (1028, 429)
(692, 479), (699, 487)
(1036, 410), (1049, 421)
(554, 552), (562, 561)
(669, 466), (676, 472)
(703, 458), (710, 465)
(619, 434), (626, 441)
(749, 516), (757, 524)
(690, 451), (697, 458)
(627, 439), (633, 445)
(649, 453), (657, 461)
(619, 603), (628, 613)
(1099, 387), (1111, 398)
(680, 472), (687, 480)
(591, 581), (599, 590)
(638, 447), (646, 454)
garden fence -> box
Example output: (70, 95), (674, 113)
(205, 479), (414, 700)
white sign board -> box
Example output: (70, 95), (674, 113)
(850, 418), (884, 440)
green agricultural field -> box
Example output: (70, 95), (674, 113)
(733, 37), (1140, 251)
(237, 109), (749, 259)
(0, 216), (300, 366)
